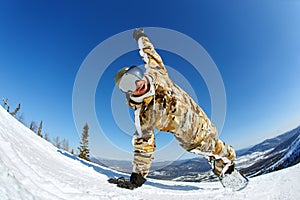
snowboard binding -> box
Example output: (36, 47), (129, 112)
(209, 156), (249, 191)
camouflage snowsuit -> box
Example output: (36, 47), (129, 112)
(127, 36), (236, 178)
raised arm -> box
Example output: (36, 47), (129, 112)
(133, 28), (168, 76)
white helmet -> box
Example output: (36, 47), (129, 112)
(114, 66), (144, 93)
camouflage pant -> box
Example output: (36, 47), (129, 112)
(133, 90), (236, 177)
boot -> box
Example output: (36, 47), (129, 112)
(209, 156), (235, 177)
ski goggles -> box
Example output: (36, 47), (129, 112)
(116, 66), (144, 93)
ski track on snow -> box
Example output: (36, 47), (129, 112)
(0, 107), (299, 200)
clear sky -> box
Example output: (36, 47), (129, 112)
(1, 1), (300, 161)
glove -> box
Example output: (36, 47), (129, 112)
(133, 28), (147, 41)
(107, 173), (146, 190)
(129, 172), (146, 187)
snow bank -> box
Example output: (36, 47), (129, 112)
(0, 106), (299, 200)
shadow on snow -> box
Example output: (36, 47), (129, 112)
(57, 149), (219, 191)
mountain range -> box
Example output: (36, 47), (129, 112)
(93, 126), (300, 182)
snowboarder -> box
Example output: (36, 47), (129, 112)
(109, 28), (243, 190)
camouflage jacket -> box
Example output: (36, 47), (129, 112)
(127, 35), (235, 178)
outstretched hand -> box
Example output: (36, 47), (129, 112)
(133, 28), (147, 41)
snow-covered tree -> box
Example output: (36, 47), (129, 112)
(29, 121), (38, 133)
(44, 133), (50, 142)
(62, 138), (69, 151)
(78, 123), (90, 161)
(16, 113), (26, 125)
(53, 136), (61, 149)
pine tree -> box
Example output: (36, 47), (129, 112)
(53, 136), (61, 149)
(37, 120), (43, 138)
(2, 98), (7, 107)
(29, 121), (38, 133)
(78, 123), (90, 161)
(10, 103), (20, 116)
(62, 138), (69, 151)
(16, 113), (26, 125)
(44, 133), (50, 142)
(2, 98), (10, 112)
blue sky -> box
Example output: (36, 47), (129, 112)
(0, 1), (300, 161)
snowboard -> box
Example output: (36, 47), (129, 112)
(108, 169), (248, 191)
(219, 168), (249, 191)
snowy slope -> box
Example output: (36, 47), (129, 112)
(267, 134), (300, 171)
(0, 106), (299, 200)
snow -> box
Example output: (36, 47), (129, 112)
(0, 106), (299, 200)
(268, 134), (300, 171)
